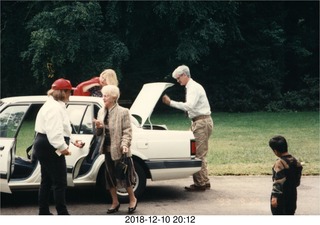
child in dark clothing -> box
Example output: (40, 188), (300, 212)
(268, 135), (303, 215)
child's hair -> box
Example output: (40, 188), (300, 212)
(269, 135), (288, 153)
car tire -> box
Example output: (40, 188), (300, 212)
(96, 160), (147, 203)
(117, 161), (147, 202)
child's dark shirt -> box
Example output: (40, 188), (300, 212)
(271, 154), (303, 215)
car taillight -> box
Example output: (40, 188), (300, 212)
(190, 139), (196, 156)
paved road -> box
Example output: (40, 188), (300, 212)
(1, 176), (319, 216)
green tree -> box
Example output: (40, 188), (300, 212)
(1, 1), (35, 97)
(1, 1), (318, 112)
(202, 1), (318, 112)
(101, 1), (239, 99)
(20, 1), (129, 89)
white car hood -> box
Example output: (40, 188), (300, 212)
(130, 82), (174, 126)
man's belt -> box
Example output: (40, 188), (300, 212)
(191, 115), (211, 122)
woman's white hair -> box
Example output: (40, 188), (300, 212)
(101, 85), (120, 102)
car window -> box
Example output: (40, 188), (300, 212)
(67, 104), (94, 134)
(16, 104), (42, 157)
(131, 115), (140, 128)
(0, 105), (29, 138)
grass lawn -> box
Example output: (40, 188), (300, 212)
(151, 111), (320, 176)
(15, 111), (319, 176)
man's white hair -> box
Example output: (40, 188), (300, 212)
(172, 65), (191, 79)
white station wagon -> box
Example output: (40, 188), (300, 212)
(0, 82), (201, 200)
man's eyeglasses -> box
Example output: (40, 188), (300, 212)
(176, 74), (184, 80)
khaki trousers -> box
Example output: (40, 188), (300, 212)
(191, 116), (213, 186)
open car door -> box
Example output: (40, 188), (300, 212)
(0, 104), (31, 193)
(0, 139), (15, 193)
(65, 102), (98, 184)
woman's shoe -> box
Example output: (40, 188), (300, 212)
(128, 200), (138, 214)
(107, 204), (120, 214)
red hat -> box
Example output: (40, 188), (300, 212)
(51, 78), (75, 90)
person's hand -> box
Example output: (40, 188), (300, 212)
(94, 119), (103, 128)
(122, 146), (129, 154)
(73, 140), (85, 148)
(162, 95), (171, 105)
(271, 196), (278, 208)
(61, 148), (71, 156)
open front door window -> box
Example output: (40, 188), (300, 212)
(0, 105), (30, 138)
(67, 104), (94, 134)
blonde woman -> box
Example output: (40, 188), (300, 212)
(73, 69), (119, 97)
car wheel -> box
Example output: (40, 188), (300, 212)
(96, 160), (147, 202)
(117, 161), (146, 202)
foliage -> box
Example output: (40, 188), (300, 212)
(266, 75), (319, 112)
(20, 1), (129, 87)
(1, 1), (318, 112)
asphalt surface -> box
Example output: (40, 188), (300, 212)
(1, 175), (319, 216)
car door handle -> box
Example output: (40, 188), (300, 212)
(0, 145), (4, 151)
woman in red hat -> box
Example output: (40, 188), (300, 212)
(33, 78), (84, 215)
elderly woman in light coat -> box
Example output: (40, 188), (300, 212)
(95, 85), (137, 214)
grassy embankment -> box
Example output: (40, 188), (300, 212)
(151, 112), (319, 176)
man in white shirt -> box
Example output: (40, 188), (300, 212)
(162, 65), (213, 191)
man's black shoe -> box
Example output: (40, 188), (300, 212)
(185, 184), (206, 192)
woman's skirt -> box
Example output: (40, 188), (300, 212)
(104, 151), (136, 189)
